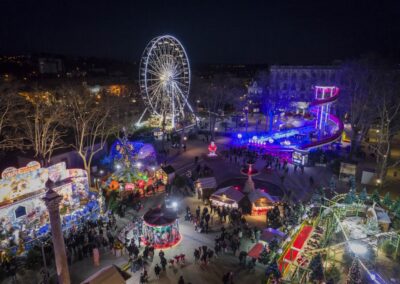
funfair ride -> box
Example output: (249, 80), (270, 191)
(138, 35), (195, 129)
(247, 86), (343, 164)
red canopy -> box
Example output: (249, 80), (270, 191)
(247, 243), (265, 259)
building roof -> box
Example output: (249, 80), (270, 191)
(248, 189), (280, 204)
(196, 177), (217, 189)
(210, 186), (245, 203)
(162, 165), (175, 174)
(375, 208), (391, 224)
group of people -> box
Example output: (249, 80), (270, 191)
(193, 245), (214, 266)
(64, 214), (117, 266)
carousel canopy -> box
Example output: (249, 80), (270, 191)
(143, 207), (177, 227)
(260, 228), (286, 243)
(210, 186), (245, 204)
(248, 189), (279, 204)
(196, 177), (217, 189)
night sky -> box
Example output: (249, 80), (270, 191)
(0, 0), (399, 64)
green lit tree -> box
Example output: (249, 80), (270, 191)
(358, 188), (368, 203)
(365, 218), (380, 235)
(347, 258), (362, 284)
(309, 253), (324, 282)
(371, 189), (381, 204)
(344, 188), (357, 204)
(390, 198), (400, 212)
(383, 192), (393, 208)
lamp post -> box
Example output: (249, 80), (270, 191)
(42, 181), (71, 284)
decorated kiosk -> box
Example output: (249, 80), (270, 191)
(248, 189), (280, 215)
(142, 207), (181, 249)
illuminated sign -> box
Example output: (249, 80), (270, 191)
(0, 161), (68, 207)
(293, 150), (308, 166)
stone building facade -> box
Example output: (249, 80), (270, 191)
(269, 65), (342, 102)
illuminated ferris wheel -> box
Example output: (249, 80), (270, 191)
(139, 35), (194, 128)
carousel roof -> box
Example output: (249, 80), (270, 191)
(248, 189), (280, 204)
(211, 186), (245, 203)
(143, 207), (178, 226)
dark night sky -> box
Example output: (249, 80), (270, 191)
(0, 0), (399, 64)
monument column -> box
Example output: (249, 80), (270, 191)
(43, 182), (71, 284)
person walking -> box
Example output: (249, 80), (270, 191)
(178, 275), (185, 284)
(154, 264), (161, 279)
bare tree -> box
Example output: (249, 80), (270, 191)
(339, 59), (377, 157)
(0, 85), (25, 150)
(192, 74), (243, 139)
(64, 86), (124, 185)
(22, 92), (67, 166)
(369, 71), (400, 186)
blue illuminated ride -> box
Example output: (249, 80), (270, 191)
(245, 86), (343, 165)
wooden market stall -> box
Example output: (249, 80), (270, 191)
(155, 165), (176, 185)
(195, 176), (217, 201)
(247, 189), (280, 215)
(210, 186), (245, 209)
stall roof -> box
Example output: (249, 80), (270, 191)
(81, 265), (130, 284)
(196, 177), (217, 189)
(248, 189), (280, 204)
(247, 242), (265, 259)
(376, 209), (391, 224)
(211, 186), (245, 203)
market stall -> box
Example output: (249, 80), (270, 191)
(195, 177), (217, 201)
(0, 161), (98, 251)
(142, 207), (181, 249)
(210, 186), (245, 209)
(155, 166), (175, 185)
(247, 189), (280, 215)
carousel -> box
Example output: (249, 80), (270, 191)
(142, 207), (181, 249)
